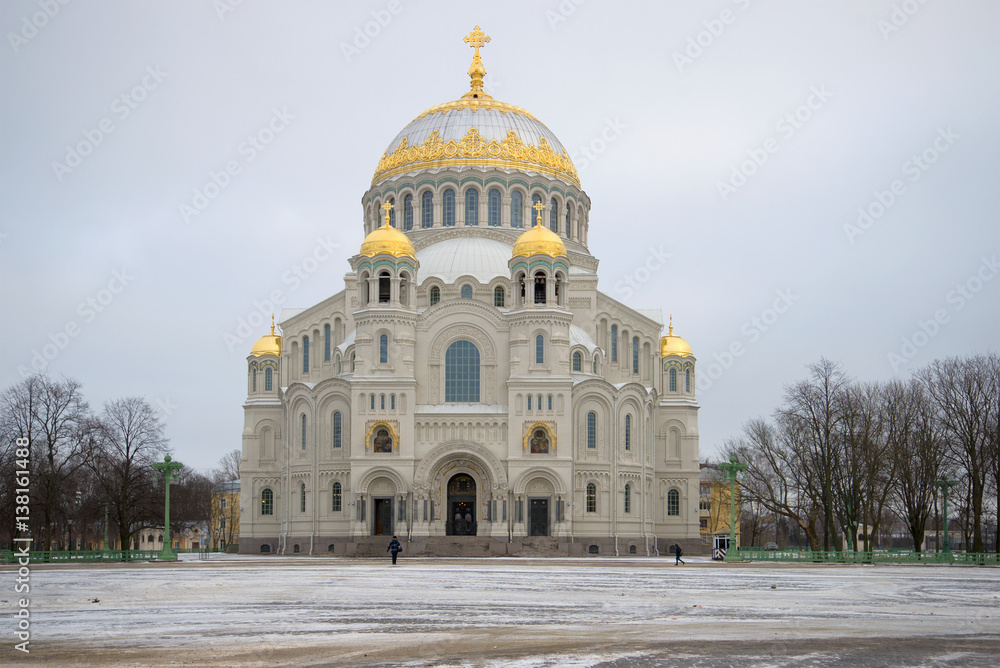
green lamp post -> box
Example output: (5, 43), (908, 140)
(935, 479), (956, 557)
(719, 455), (747, 562)
(152, 454), (184, 561)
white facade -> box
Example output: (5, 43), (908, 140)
(239, 36), (701, 556)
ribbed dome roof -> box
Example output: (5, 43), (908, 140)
(359, 222), (416, 258)
(416, 237), (512, 284)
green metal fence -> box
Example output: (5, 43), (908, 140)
(737, 548), (1000, 565)
(3, 549), (172, 563)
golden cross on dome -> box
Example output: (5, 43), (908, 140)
(464, 25), (490, 56)
(532, 200), (545, 226)
(381, 200), (394, 226)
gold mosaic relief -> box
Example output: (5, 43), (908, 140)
(372, 128), (580, 187)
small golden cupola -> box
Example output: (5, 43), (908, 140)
(250, 315), (282, 357)
(659, 315), (693, 358)
(512, 201), (568, 259)
(359, 202), (416, 258)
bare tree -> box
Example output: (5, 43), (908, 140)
(212, 448), (241, 484)
(210, 449), (242, 550)
(90, 397), (167, 554)
(919, 355), (997, 553)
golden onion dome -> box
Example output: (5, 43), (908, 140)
(251, 317), (282, 357)
(512, 220), (567, 259)
(660, 316), (694, 358)
(359, 214), (416, 258)
(371, 27), (579, 188)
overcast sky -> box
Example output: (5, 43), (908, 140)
(2, 1), (997, 473)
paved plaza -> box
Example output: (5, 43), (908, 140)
(6, 554), (1000, 666)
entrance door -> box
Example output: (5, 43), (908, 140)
(373, 498), (393, 536)
(447, 474), (477, 536)
(529, 498), (549, 536)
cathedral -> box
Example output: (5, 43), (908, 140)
(239, 28), (702, 557)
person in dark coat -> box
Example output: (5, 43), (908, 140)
(387, 536), (402, 565)
(674, 544), (684, 565)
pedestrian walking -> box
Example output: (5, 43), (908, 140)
(387, 536), (402, 565)
(674, 543), (684, 565)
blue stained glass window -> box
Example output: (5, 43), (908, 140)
(550, 197), (558, 232)
(333, 412), (342, 448)
(535, 335), (544, 364)
(465, 188), (479, 226)
(461, 285), (472, 299)
(252, 369), (256, 392)
(421, 191), (433, 228)
(302, 336), (309, 372)
(625, 414), (632, 450)
(632, 336), (639, 374)
(494, 287), (505, 307)
(443, 189), (455, 226)
(611, 325), (618, 362)
(379, 334), (388, 364)
(488, 188), (501, 226)
(430, 286), (440, 305)
(587, 412), (597, 449)
(264, 368), (272, 391)
(445, 340), (480, 402)
(404, 194), (413, 230)
(669, 368), (677, 392)
(391, 394), (395, 410)
(565, 206), (571, 237)
(301, 414), (307, 450)
(572, 352), (581, 371)
(370, 394), (375, 410)
(686, 369), (691, 392)
(324, 324), (331, 361)
(527, 395), (532, 410)
(388, 198), (395, 227)
(531, 194), (543, 225)
(511, 191), (523, 228)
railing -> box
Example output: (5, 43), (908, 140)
(736, 547), (1000, 565)
(2, 549), (170, 563)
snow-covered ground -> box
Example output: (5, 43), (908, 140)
(5, 554), (999, 667)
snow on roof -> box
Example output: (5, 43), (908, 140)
(569, 324), (600, 353)
(336, 329), (356, 354)
(416, 237), (513, 285)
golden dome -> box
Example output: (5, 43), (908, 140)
(660, 316), (693, 358)
(251, 316), (282, 357)
(512, 220), (567, 259)
(360, 206), (416, 258)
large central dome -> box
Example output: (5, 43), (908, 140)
(371, 27), (579, 187)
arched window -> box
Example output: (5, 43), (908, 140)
(261, 488), (273, 515)
(625, 484), (632, 513)
(380, 394), (385, 410)
(445, 340), (480, 402)
(494, 286), (505, 307)
(302, 335), (310, 373)
(403, 194), (413, 230)
(592, 359), (597, 374)
(537, 394), (543, 410)
(632, 336), (639, 374)
(511, 191), (523, 228)
(421, 190), (433, 228)
(370, 394), (375, 410)
(387, 197), (395, 227)
(332, 482), (342, 511)
(488, 188), (501, 226)
(535, 334), (544, 364)
(586, 483), (597, 512)
(390, 394), (395, 410)
(527, 394), (532, 410)
(443, 188), (455, 226)
(301, 414), (307, 450)
(565, 205), (571, 237)
(252, 369), (257, 392)
(378, 272), (390, 303)
(572, 352), (582, 371)
(587, 411), (597, 449)
(534, 272), (546, 304)
(379, 334), (388, 364)
(669, 368), (677, 392)
(667, 489), (680, 516)
(625, 414), (632, 450)
(549, 197), (558, 232)
(531, 193), (543, 225)
(610, 325), (618, 362)
(350, 352), (356, 371)
(430, 286), (440, 305)
(324, 324), (331, 361)
(685, 368), (691, 392)
(300, 482), (306, 512)
(399, 273), (409, 307)
(461, 284), (473, 299)
(465, 188), (479, 226)
(264, 367), (273, 391)
(547, 395), (553, 410)
(337, 357), (342, 374)
(332, 411), (342, 448)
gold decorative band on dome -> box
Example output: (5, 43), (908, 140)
(372, 128), (580, 187)
(413, 98), (542, 122)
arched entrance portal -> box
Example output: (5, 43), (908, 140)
(447, 474), (477, 535)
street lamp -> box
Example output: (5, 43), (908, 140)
(719, 455), (747, 562)
(152, 454), (184, 561)
(935, 479), (957, 556)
